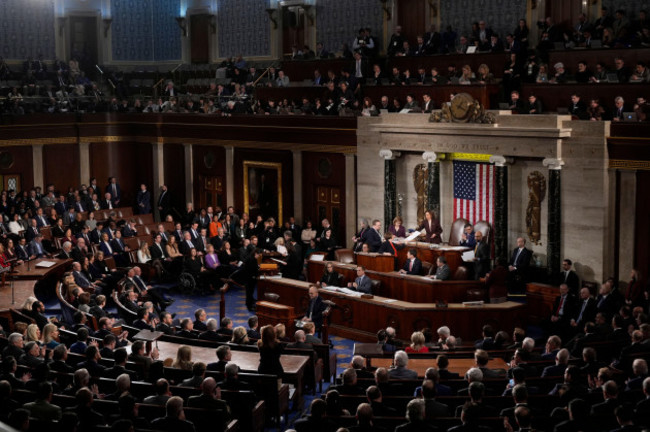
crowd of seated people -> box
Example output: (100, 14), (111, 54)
(2, 6), (650, 118)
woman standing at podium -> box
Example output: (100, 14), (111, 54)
(418, 210), (443, 244)
(320, 262), (341, 287)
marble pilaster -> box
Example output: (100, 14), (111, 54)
(543, 158), (564, 276)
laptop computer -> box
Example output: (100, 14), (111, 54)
(380, 109), (388, 115)
(557, 107), (569, 114)
(606, 73), (619, 83)
(590, 40), (603, 48)
(623, 112), (638, 122)
(498, 102), (511, 110)
(466, 46), (477, 54)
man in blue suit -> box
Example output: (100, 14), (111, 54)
(136, 184), (151, 214)
(27, 235), (49, 259)
(400, 248), (423, 275)
(348, 266), (372, 294)
(302, 285), (327, 330)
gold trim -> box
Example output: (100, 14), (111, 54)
(609, 159), (650, 171)
(0, 137), (76, 146)
(243, 161), (283, 225)
(447, 152), (492, 162)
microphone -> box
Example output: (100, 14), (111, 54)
(95, 65), (104, 75)
(171, 63), (183, 73)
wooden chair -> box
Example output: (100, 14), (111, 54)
(335, 248), (355, 264)
(452, 265), (470, 281)
(474, 220), (492, 244)
(421, 261), (434, 276)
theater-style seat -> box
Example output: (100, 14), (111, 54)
(447, 218), (470, 246)
(335, 248), (355, 264)
(421, 261), (434, 276)
(452, 265), (469, 280)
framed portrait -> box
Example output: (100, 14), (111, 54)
(243, 161), (283, 225)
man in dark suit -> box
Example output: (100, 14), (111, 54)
(596, 279), (619, 320)
(571, 287), (598, 331)
(590, 380), (622, 432)
(157, 185), (171, 221)
(302, 285), (327, 330)
(243, 249), (260, 311)
(474, 324), (497, 350)
(362, 219), (383, 252)
(541, 348), (570, 377)
(136, 184), (151, 214)
(558, 259), (580, 295)
(421, 379), (449, 419)
(105, 177), (121, 206)
(548, 284), (578, 340)
(400, 248), (422, 275)
(179, 231), (196, 256)
(473, 231), (491, 279)
(508, 237), (532, 292)
(27, 235), (49, 259)
(348, 266), (372, 294)
(431, 256), (451, 281)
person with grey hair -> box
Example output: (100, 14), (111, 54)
(105, 373), (131, 401)
(217, 362), (252, 392)
(636, 377), (650, 425)
(350, 354), (374, 379)
(389, 351), (418, 379)
(58, 241), (73, 259)
(612, 95), (626, 121)
(63, 368), (90, 396)
(396, 399), (435, 431)
(625, 358), (648, 391)
(331, 368), (365, 395)
(198, 318), (219, 341)
(287, 330), (310, 349)
(187, 377), (231, 421)
(589, 380), (620, 431)
(193, 309), (207, 332)
(3, 333), (25, 360)
(151, 396), (196, 431)
(541, 348), (570, 377)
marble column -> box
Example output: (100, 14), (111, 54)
(345, 154), (357, 248)
(543, 158), (564, 275)
(152, 143), (165, 221)
(225, 146), (234, 208)
(422, 151), (440, 217)
(79, 142), (90, 186)
(32, 145), (44, 189)
(183, 143), (194, 207)
(292, 150), (303, 223)
(379, 149), (400, 227)
(490, 155), (511, 264)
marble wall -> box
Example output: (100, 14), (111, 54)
(315, 0), (384, 55)
(111, 0), (182, 61)
(0, 0), (56, 60)
(217, 0), (271, 58)
(439, 0), (527, 40)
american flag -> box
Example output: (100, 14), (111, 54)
(453, 161), (495, 224)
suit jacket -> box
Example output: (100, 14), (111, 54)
(424, 398), (449, 419)
(105, 183), (121, 204)
(559, 270), (580, 294)
(573, 297), (597, 325)
(541, 363), (567, 377)
(474, 241), (491, 278)
(136, 190), (151, 214)
(150, 243), (167, 260)
(419, 219), (442, 244)
(24, 399), (62, 421)
(552, 294), (578, 320)
(510, 247), (532, 269)
(395, 421), (439, 432)
(595, 294), (618, 319)
(388, 366), (418, 379)
(403, 258), (423, 275)
(434, 264), (450, 280)
(27, 240), (46, 258)
(362, 229), (383, 252)
(355, 275), (372, 294)
(306, 296), (327, 329)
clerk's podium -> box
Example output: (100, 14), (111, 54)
(256, 300), (297, 337)
(356, 253), (395, 273)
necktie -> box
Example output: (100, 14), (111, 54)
(36, 243), (42, 254)
(161, 233), (167, 242)
(409, 260), (413, 272)
(187, 240), (194, 249)
(577, 301), (587, 322)
(556, 296), (565, 315)
(514, 248), (522, 264)
(112, 184), (117, 197)
(78, 203), (83, 211)
(40, 216), (46, 226)
(597, 296), (605, 308)
(105, 242), (112, 254)
(157, 244), (163, 256)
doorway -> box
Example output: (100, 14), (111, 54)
(198, 175), (224, 211)
(316, 185), (343, 241)
(68, 16), (98, 75)
(282, 5), (305, 56)
(190, 14), (211, 64)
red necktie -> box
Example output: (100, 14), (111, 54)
(556, 296), (565, 315)
(409, 261), (413, 272)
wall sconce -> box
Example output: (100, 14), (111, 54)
(208, 15), (216, 34)
(302, 5), (315, 26)
(266, 8), (278, 29)
(102, 18), (112, 38)
(57, 17), (68, 37)
(380, 0), (392, 20)
(175, 17), (187, 36)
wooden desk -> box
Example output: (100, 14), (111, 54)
(356, 253), (394, 273)
(256, 300), (296, 337)
(526, 282), (559, 325)
(370, 357), (508, 377)
(396, 242), (470, 274)
(154, 340), (309, 399)
(307, 260), (483, 303)
(10, 258), (71, 280)
(258, 277), (526, 342)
